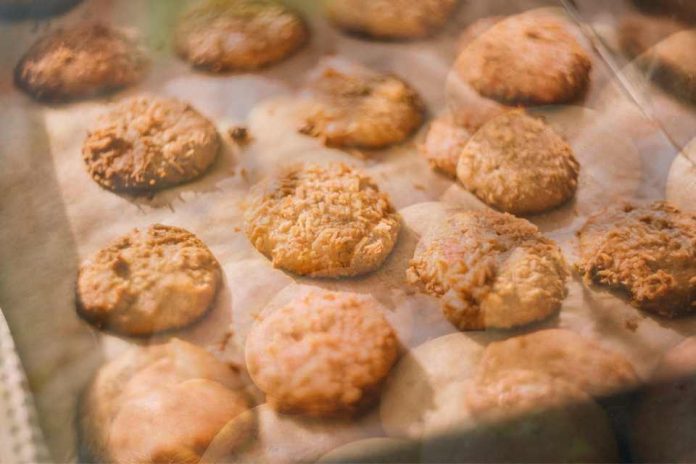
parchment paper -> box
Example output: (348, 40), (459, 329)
(0, 0), (694, 462)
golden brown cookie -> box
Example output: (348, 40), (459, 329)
(577, 201), (696, 318)
(477, 329), (639, 398)
(82, 96), (220, 193)
(419, 112), (470, 177)
(407, 210), (567, 331)
(245, 288), (398, 417)
(642, 29), (696, 103)
(456, 110), (580, 215)
(453, 13), (591, 105)
(78, 339), (254, 464)
(76, 224), (221, 336)
(618, 13), (686, 58)
(300, 59), (424, 149)
(631, 337), (696, 463)
(325, 0), (459, 40)
(174, 0), (309, 72)
(244, 162), (400, 277)
(14, 23), (148, 102)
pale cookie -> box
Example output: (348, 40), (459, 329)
(174, 0), (308, 72)
(244, 162), (400, 277)
(476, 329), (639, 398)
(618, 13), (686, 58)
(76, 224), (222, 336)
(453, 13), (591, 105)
(666, 141), (696, 212)
(325, 0), (459, 40)
(82, 96), (220, 193)
(419, 112), (470, 177)
(380, 333), (484, 439)
(14, 23), (148, 102)
(577, 201), (696, 318)
(78, 339), (254, 464)
(245, 289), (398, 417)
(300, 59), (424, 149)
(407, 210), (567, 331)
(456, 109), (580, 215)
(632, 337), (696, 463)
(642, 29), (696, 103)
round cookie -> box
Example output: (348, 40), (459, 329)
(325, 0), (459, 40)
(245, 288), (398, 417)
(577, 201), (696, 318)
(419, 112), (470, 178)
(617, 13), (686, 58)
(453, 13), (591, 105)
(380, 333), (484, 439)
(666, 141), (696, 212)
(476, 329), (639, 398)
(406, 210), (568, 331)
(82, 96), (220, 193)
(14, 23), (148, 102)
(78, 339), (254, 464)
(456, 109), (580, 215)
(631, 337), (696, 462)
(244, 162), (400, 277)
(174, 0), (308, 72)
(424, 369), (619, 463)
(642, 29), (696, 103)
(300, 59), (424, 149)
(76, 224), (222, 336)
(0, 0), (81, 19)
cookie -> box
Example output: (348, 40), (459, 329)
(244, 162), (400, 277)
(456, 109), (579, 215)
(14, 23), (148, 102)
(245, 288), (398, 417)
(419, 112), (470, 178)
(456, 16), (504, 53)
(300, 59), (424, 149)
(577, 201), (696, 318)
(631, 337), (696, 462)
(477, 329), (639, 398)
(82, 96), (220, 193)
(666, 141), (696, 212)
(78, 339), (254, 464)
(76, 224), (221, 336)
(0, 0), (81, 19)
(325, 0), (459, 40)
(379, 333), (483, 439)
(453, 13), (591, 105)
(642, 29), (696, 103)
(174, 0), (308, 72)
(617, 13), (686, 58)
(407, 210), (567, 331)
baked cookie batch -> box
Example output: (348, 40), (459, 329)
(11, 0), (696, 463)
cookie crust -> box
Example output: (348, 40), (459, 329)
(14, 23), (148, 102)
(454, 14), (591, 105)
(245, 289), (398, 417)
(407, 210), (567, 330)
(300, 60), (424, 149)
(244, 163), (400, 277)
(76, 224), (222, 336)
(174, 0), (308, 72)
(577, 202), (696, 318)
(82, 96), (220, 193)
(456, 110), (580, 215)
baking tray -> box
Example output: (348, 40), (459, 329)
(0, 0), (693, 462)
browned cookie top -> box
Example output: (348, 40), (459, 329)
(76, 224), (221, 336)
(577, 201), (696, 318)
(174, 0), (308, 71)
(14, 23), (148, 102)
(82, 96), (220, 193)
(454, 13), (591, 105)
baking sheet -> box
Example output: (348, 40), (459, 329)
(0, 0), (694, 462)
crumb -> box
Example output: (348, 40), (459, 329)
(228, 125), (252, 145)
(413, 182), (425, 191)
(625, 317), (640, 332)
